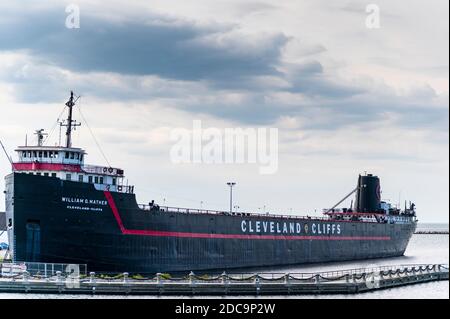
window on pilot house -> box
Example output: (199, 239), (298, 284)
(38, 151), (42, 157)
(44, 172), (49, 177)
(112, 178), (116, 186)
(94, 176), (99, 184)
(88, 176), (93, 183)
(78, 175), (84, 182)
(66, 174), (72, 181)
(43, 151), (48, 158)
(65, 152), (69, 159)
(99, 177), (104, 184)
(51, 173), (57, 177)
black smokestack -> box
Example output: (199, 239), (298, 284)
(354, 174), (381, 212)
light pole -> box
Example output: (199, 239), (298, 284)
(227, 182), (236, 214)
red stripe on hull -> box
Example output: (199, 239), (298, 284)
(103, 191), (391, 241)
(13, 162), (81, 172)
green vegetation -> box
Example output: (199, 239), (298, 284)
(159, 273), (171, 280)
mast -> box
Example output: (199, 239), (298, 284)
(62, 91), (81, 148)
(35, 129), (47, 146)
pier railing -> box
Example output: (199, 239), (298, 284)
(0, 263), (447, 295)
(0, 262), (447, 282)
(1, 262), (87, 278)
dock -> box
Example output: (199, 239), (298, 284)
(414, 231), (449, 235)
(0, 263), (448, 295)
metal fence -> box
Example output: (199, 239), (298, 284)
(0, 262), (446, 282)
(1, 262), (87, 277)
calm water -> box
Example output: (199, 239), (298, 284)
(1, 224), (448, 299)
(415, 223), (449, 232)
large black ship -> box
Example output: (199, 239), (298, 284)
(4, 92), (417, 274)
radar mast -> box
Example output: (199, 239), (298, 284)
(61, 91), (81, 148)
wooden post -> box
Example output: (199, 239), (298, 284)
(23, 271), (29, 283)
(56, 271), (62, 283)
(221, 272), (227, 285)
(254, 274), (261, 295)
(285, 273), (290, 285)
(156, 273), (162, 285)
(90, 272), (96, 283)
(254, 274), (260, 285)
(189, 271), (195, 285)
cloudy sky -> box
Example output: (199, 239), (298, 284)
(0, 0), (448, 222)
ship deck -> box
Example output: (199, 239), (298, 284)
(138, 204), (415, 225)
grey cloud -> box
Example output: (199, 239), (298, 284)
(368, 57), (449, 77)
(284, 61), (365, 98)
(3, 56), (447, 133)
(0, 6), (288, 82)
(234, 2), (279, 15)
(0, 2), (447, 135)
(175, 84), (448, 133)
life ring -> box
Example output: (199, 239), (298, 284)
(103, 167), (108, 173)
(108, 167), (114, 173)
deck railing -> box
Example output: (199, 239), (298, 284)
(82, 165), (124, 177)
(137, 204), (332, 221)
(136, 205), (417, 224)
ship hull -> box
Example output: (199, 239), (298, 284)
(6, 173), (417, 274)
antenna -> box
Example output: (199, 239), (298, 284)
(34, 129), (47, 146)
(60, 91), (81, 148)
(58, 122), (62, 146)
